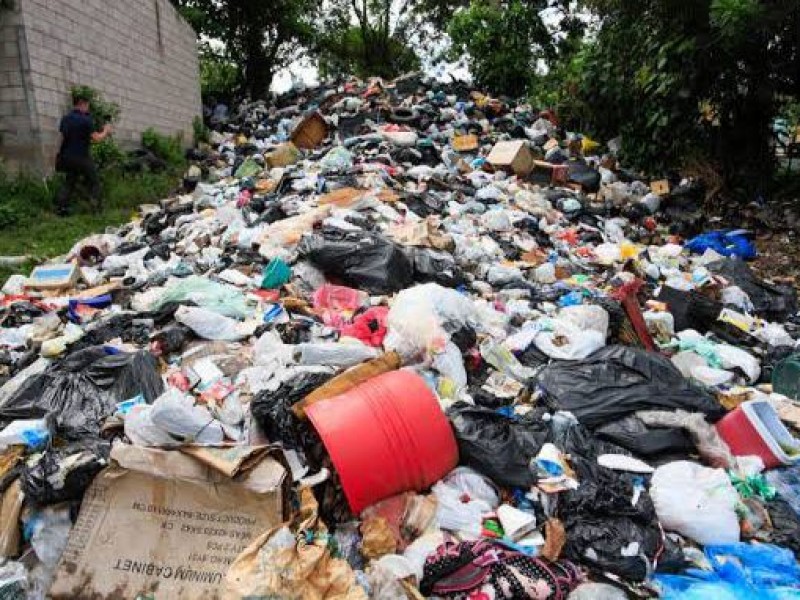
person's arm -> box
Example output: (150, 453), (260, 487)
(91, 123), (112, 143)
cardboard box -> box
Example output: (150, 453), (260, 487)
(26, 263), (81, 290)
(49, 445), (287, 600)
(452, 134), (479, 152)
(650, 179), (670, 196)
(290, 111), (328, 149)
(487, 140), (534, 176)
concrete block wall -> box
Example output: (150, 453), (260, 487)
(0, 0), (201, 173)
(0, 1), (39, 171)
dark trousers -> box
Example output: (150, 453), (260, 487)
(56, 155), (101, 212)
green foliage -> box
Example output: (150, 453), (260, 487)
(0, 168), (179, 286)
(448, 0), (553, 98)
(570, 0), (799, 189)
(318, 0), (423, 82)
(0, 167), (54, 229)
(91, 138), (126, 169)
(170, 0), (321, 98)
(193, 116), (210, 145)
(199, 46), (240, 100)
(70, 85), (120, 129)
(318, 25), (419, 80)
(142, 128), (185, 168)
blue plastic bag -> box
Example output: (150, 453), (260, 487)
(685, 230), (757, 260)
(655, 543), (800, 600)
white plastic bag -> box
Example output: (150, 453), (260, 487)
(650, 460), (740, 545)
(560, 305), (609, 338)
(534, 318), (606, 360)
(175, 305), (250, 341)
(385, 283), (477, 359)
(295, 343), (378, 368)
(716, 344), (760, 384)
(149, 388), (225, 444)
(432, 481), (492, 537)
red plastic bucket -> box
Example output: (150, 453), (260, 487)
(306, 370), (458, 513)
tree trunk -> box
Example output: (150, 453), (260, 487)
(243, 29), (273, 99)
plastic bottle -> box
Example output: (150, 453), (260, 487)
(312, 284), (368, 311)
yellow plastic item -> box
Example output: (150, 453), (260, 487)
(620, 242), (640, 260)
(581, 137), (600, 154)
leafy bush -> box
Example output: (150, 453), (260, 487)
(193, 116), (210, 145)
(448, 0), (552, 98)
(91, 138), (126, 169)
(142, 128), (185, 168)
(0, 167), (55, 230)
(70, 85), (120, 129)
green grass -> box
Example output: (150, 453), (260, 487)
(0, 169), (180, 285)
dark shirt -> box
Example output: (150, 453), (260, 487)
(59, 109), (94, 159)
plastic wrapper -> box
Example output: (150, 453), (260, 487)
(431, 480), (492, 537)
(534, 318), (606, 361)
(152, 275), (250, 318)
(650, 461), (740, 545)
(656, 543), (800, 600)
(410, 247), (465, 288)
(385, 283), (479, 360)
(594, 415), (696, 459)
(299, 229), (414, 294)
(709, 258), (798, 322)
(295, 343), (379, 369)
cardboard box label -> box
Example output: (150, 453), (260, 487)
(49, 456), (285, 599)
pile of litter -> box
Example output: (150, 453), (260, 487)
(2, 73), (800, 599)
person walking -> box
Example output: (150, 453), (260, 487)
(55, 91), (112, 216)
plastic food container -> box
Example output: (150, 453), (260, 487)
(716, 399), (800, 468)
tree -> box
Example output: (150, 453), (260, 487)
(171, 0), (320, 99)
(576, 0), (800, 193)
(317, 0), (422, 80)
(447, 0), (557, 98)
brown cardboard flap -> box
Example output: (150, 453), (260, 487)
(49, 447), (286, 600)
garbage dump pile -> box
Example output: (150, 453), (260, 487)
(4, 74), (800, 599)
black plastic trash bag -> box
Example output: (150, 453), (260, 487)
(536, 346), (725, 428)
(656, 286), (722, 333)
(550, 416), (684, 581)
(766, 499), (800, 558)
(410, 247), (466, 288)
(298, 229), (414, 294)
(567, 161), (601, 193)
(251, 369), (333, 450)
(0, 347), (164, 440)
(594, 415), (696, 459)
(447, 404), (548, 489)
(709, 258), (798, 322)
(22, 438), (110, 505)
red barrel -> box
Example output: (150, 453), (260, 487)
(306, 370), (458, 513)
